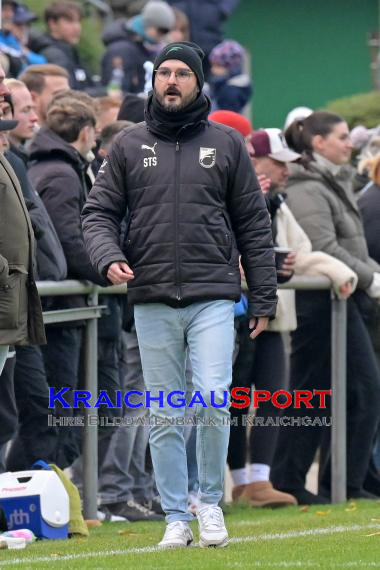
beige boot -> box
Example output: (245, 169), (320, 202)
(231, 484), (247, 503)
(239, 481), (297, 508)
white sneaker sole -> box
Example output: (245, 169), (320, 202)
(199, 535), (229, 548)
(158, 538), (193, 549)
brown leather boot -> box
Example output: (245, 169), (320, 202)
(239, 481), (297, 508)
(231, 484), (247, 502)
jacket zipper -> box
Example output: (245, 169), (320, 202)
(125, 212), (133, 248)
(221, 210), (233, 263)
(175, 141), (181, 301)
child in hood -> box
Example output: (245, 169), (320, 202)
(209, 39), (252, 113)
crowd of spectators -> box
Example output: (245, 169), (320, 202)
(0, 0), (380, 523)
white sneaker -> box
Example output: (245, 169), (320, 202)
(197, 505), (228, 548)
(0, 536), (26, 550)
(158, 521), (193, 548)
(97, 509), (128, 523)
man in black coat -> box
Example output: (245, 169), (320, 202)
(28, 93), (108, 468)
(101, 0), (175, 94)
(82, 41), (277, 548)
(28, 2), (92, 91)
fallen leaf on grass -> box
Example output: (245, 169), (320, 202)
(315, 510), (331, 516)
(345, 502), (357, 512)
(299, 506), (309, 513)
(366, 531), (380, 537)
(117, 530), (140, 537)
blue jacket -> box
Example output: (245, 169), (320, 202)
(0, 31), (46, 74)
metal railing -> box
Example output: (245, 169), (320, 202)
(37, 276), (347, 518)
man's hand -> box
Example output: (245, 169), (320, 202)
(277, 251), (297, 278)
(257, 174), (271, 194)
(338, 280), (354, 299)
(107, 261), (134, 284)
(249, 317), (269, 340)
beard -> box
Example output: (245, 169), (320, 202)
(156, 85), (199, 112)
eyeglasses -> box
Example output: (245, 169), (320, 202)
(154, 68), (195, 83)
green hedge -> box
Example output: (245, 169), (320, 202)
(324, 91), (380, 128)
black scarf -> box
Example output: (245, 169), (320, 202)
(144, 91), (210, 141)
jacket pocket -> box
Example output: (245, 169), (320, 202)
(0, 268), (27, 330)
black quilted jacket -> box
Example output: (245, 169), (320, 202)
(82, 106), (277, 318)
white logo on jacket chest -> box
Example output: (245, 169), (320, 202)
(199, 147), (216, 168)
(142, 142), (158, 167)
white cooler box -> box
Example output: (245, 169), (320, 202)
(0, 470), (69, 539)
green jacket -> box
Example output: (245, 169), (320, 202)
(285, 161), (380, 289)
(0, 153), (46, 345)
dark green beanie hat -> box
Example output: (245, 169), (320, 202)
(153, 41), (205, 89)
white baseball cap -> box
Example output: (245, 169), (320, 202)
(284, 106), (313, 130)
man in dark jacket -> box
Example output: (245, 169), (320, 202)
(82, 41), (277, 548)
(101, 0), (175, 93)
(28, 2), (91, 91)
(28, 94), (107, 468)
(3, 143), (66, 472)
(0, 91), (66, 471)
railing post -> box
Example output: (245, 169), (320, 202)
(330, 293), (347, 503)
(83, 289), (99, 520)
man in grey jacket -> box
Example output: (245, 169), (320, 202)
(82, 41), (277, 548)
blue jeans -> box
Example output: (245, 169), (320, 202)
(0, 346), (8, 375)
(134, 300), (234, 523)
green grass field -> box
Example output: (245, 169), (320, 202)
(1, 501), (380, 569)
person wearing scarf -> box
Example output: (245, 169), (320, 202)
(82, 41), (277, 548)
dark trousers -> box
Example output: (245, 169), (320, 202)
(43, 318), (122, 470)
(41, 326), (84, 469)
(228, 319), (286, 470)
(95, 337), (123, 445)
(364, 301), (380, 471)
(6, 346), (59, 471)
(0, 355), (17, 449)
(271, 290), (380, 493)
